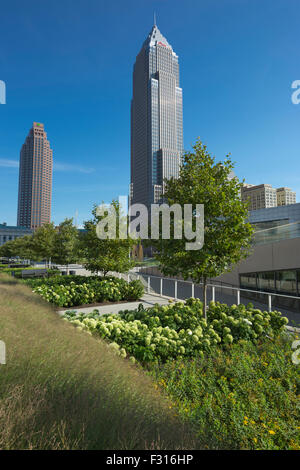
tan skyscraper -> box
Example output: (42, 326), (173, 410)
(241, 184), (277, 211)
(276, 187), (296, 206)
(17, 122), (53, 229)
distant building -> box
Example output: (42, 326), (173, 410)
(242, 183), (297, 211)
(17, 122), (53, 229)
(0, 224), (33, 246)
(130, 22), (183, 209)
(241, 184), (277, 211)
(249, 201), (300, 227)
(276, 187), (296, 206)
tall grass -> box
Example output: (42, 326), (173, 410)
(0, 274), (196, 450)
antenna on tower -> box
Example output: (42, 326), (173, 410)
(75, 209), (78, 228)
(154, 11), (157, 26)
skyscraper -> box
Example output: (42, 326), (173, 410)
(130, 23), (183, 209)
(17, 122), (53, 229)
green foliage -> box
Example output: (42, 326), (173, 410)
(125, 279), (145, 300)
(80, 201), (135, 275)
(0, 220), (78, 266)
(151, 139), (254, 316)
(151, 337), (300, 450)
(0, 235), (35, 259)
(32, 275), (144, 307)
(52, 218), (79, 268)
(63, 299), (288, 362)
(31, 223), (56, 264)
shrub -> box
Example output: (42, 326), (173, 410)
(62, 299), (289, 362)
(32, 276), (144, 307)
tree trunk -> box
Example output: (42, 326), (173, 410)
(203, 277), (207, 320)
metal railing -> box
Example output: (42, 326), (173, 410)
(121, 272), (300, 315)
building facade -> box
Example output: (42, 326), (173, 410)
(249, 201), (300, 226)
(130, 23), (183, 209)
(276, 187), (296, 206)
(0, 224), (33, 246)
(17, 122), (53, 229)
(242, 183), (297, 211)
(241, 184), (277, 211)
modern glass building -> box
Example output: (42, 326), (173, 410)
(17, 122), (53, 229)
(130, 23), (183, 209)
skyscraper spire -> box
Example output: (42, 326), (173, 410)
(154, 11), (156, 26)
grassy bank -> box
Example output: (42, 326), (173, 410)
(0, 274), (195, 450)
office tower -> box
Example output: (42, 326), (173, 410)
(130, 22), (183, 209)
(276, 187), (296, 206)
(241, 184), (277, 211)
(17, 122), (53, 229)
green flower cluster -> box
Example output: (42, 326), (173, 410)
(33, 276), (144, 307)
(62, 298), (288, 362)
(207, 301), (289, 342)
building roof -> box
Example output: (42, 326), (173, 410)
(143, 24), (173, 51)
(0, 224), (32, 231)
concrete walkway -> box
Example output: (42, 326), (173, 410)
(58, 293), (172, 316)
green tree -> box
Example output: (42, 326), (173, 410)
(80, 201), (135, 276)
(14, 235), (36, 261)
(0, 239), (16, 259)
(31, 223), (56, 266)
(0, 235), (35, 261)
(151, 139), (254, 318)
(52, 219), (78, 273)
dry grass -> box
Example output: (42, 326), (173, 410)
(0, 274), (196, 450)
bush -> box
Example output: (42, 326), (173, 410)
(62, 299), (289, 362)
(32, 276), (144, 307)
(124, 279), (144, 300)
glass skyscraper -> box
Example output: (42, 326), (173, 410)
(17, 122), (53, 229)
(130, 23), (183, 209)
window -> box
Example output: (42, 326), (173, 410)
(276, 270), (297, 295)
(240, 273), (257, 289)
(257, 271), (275, 292)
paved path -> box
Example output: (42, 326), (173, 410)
(134, 273), (300, 328)
(58, 293), (172, 316)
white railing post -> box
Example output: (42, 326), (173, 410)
(237, 289), (240, 305)
(212, 285), (215, 302)
(160, 278), (163, 296)
(147, 276), (150, 294)
(268, 294), (272, 312)
(191, 283), (194, 298)
(174, 280), (178, 300)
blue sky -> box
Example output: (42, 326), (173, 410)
(0, 0), (299, 226)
